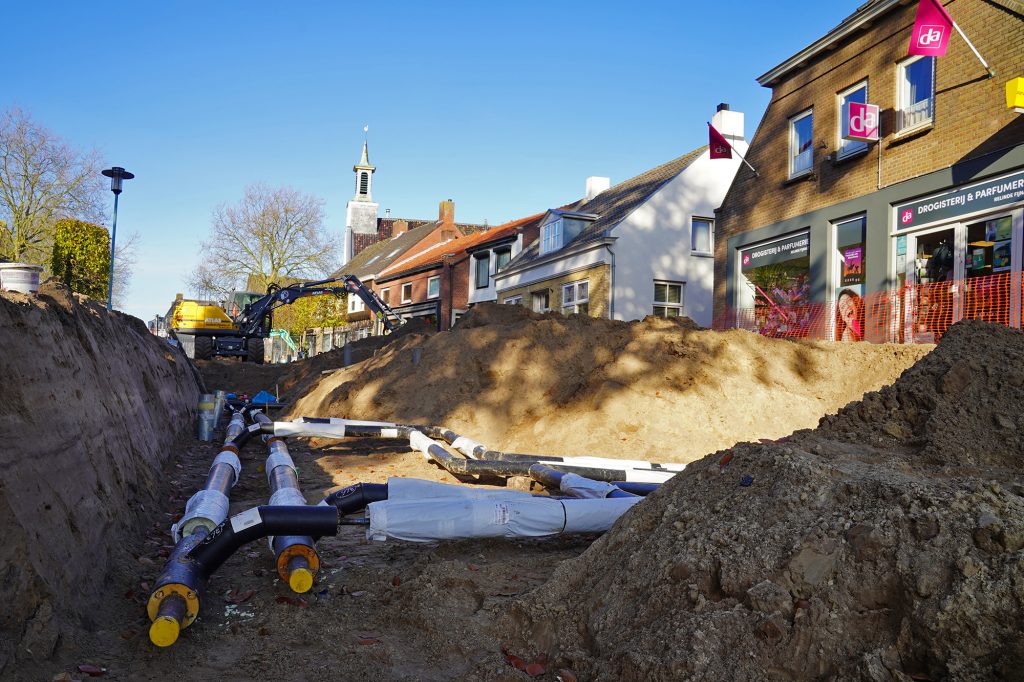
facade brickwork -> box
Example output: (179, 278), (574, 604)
(498, 264), (611, 318)
(714, 0), (1024, 319)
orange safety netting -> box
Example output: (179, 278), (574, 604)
(712, 272), (1021, 344)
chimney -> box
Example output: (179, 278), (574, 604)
(439, 199), (455, 226)
(586, 176), (611, 201)
(711, 103), (745, 141)
(392, 219), (409, 237)
(385, 208), (391, 218)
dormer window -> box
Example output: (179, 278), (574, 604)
(541, 219), (563, 255)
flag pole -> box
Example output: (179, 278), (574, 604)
(951, 20), (995, 78)
(732, 145), (759, 177)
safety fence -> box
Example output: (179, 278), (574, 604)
(711, 271), (1021, 344)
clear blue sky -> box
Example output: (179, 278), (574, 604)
(5, 1), (855, 321)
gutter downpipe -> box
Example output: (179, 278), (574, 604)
(606, 236), (616, 320)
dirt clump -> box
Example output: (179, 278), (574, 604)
(0, 283), (200, 674)
(291, 302), (931, 462)
(507, 320), (1024, 681)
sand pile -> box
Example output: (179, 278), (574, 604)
(290, 303), (931, 461)
(0, 283), (200, 672)
(507, 320), (1024, 681)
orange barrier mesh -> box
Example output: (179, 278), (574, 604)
(712, 272), (1020, 344)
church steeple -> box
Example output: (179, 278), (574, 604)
(353, 137), (376, 202)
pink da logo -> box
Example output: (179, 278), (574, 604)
(742, 253), (751, 266)
(917, 25), (945, 48)
(846, 102), (879, 142)
(901, 209), (914, 225)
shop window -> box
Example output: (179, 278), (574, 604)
(531, 290), (550, 313)
(401, 283), (412, 303)
(541, 219), (563, 255)
(834, 216), (866, 342)
(653, 281), (684, 317)
(963, 216), (1013, 326)
(897, 56), (935, 133)
(837, 81), (868, 159)
(427, 276), (440, 299)
(475, 253), (490, 289)
(691, 218), (714, 255)
(789, 109), (814, 178)
(562, 280), (589, 315)
(739, 232), (811, 336)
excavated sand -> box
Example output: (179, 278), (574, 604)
(0, 283), (200, 673)
(290, 303), (932, 462)
(507, 320), (1024, 681)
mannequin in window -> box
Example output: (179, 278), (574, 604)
(927, 239), (954, 282)
(835, 288), (864, 342)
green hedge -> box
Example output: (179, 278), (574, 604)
(50, 219), (110, 299)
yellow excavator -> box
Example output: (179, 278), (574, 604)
(167, 276), (401, 363)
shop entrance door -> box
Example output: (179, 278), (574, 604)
(902, 226), (960, 343)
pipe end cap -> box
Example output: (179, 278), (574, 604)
(289, 567), (314, 594)
(149, 616), (181, 647)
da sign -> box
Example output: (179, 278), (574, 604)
(842, 101), (880, 142)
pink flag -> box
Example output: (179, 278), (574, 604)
(708, 123), (732, 159)
(908, 0), (954, 56)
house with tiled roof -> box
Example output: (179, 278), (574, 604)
(495, 105), (748, 326)
(374, 211), (547, 330)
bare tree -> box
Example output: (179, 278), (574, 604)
(0, 108), (106, 263)
(112, 230), (139, 308)
(187, 184), (337, 298)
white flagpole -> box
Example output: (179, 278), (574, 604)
(951, 20), (995, 78)
(709, 123), (758, 176)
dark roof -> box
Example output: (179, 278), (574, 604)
(505, 146), (707, 270)
(332, 221), (440, 280)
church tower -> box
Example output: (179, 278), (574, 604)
(342, 137), (380, 265)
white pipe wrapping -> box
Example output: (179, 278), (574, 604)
(173, 489), (231, 541)
(272, 418), (401, 439)
(212, 450), (242, 486)
(559, 473), (618, 498)
(540, 455), (687, 472)
(366, 494), (641, 542)
(387, 477), (533, 500)
(265, 451), (296, 482)
(269, 487), (307, 507)
(451, 436), (485, 459)
(408, 430), (435, 460)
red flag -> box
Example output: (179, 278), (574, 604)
(909, 0), (954, 56)
(708, 123), (732, 159)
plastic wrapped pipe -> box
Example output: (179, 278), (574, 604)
(528, 465), (642, 499)
(260, 417), (404, 440)
(251, 412), (321, 594)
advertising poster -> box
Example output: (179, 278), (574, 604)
(994, 216), (1013, 241)
(841, 245), (864, 286)
(994, 240), (1012, 270)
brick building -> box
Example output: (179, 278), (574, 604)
(715, 0), (1024, 342)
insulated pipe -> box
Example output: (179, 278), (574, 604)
(320, 482), (389, 514)
(251, 411), (321, 593)
(528, 465), (641, 499)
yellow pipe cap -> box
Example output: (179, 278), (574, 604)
(149, 615), (181, 647)
(289, 567), (314, 594)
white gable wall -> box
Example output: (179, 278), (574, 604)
(612, 143), (746, 326)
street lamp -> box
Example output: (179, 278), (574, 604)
(101, 166), (134, 310)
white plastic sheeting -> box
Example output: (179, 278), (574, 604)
(366, 479), (642, 542)
(211, 450), (242, 486)
(559, 473), (618, 498)
(173, 489), (231, 541)
(270, 418), (400, 439)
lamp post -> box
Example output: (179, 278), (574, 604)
(101, 166), (134, 310)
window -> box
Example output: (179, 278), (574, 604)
(504, 295), (522, 305)
(837, 81), (868, 159)
(897, 56), (935, 133)
(381, 288), (390, 304)
(562, 280), (590, 315)
(401, 283), (412, 303)
(833, 216), (866, 343)
(495, 248), (512, 271)
(427, 276), (440, 299)
(691, 218), (714, 255)
(359, 172), (369, 195)
(789, 109), (814, 178)
(653, 281), (684, 317)
(348, 295), (364, 313)
(540, 219), (563, 255)
(531, 290), (550, 312)
(474, 253), (490, 289)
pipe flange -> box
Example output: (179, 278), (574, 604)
(275, 543), (320, 583)
(147, 583), (201, 628)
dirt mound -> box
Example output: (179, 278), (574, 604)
(0, 283), (200, 673)
(508, 320), (1024, 681)
(290, 302), (931, 461)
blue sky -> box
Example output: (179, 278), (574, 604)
(5, 1), (854, 321)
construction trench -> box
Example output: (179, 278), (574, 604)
(3, 287), (1024, 681)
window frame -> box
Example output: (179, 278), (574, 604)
(836, 80), (869, 160)
(691, 217), (715, 256)
(495, 247), (512, 271)
(561, 280), (590, 314)
(653, 280), (684, 318)
(401, 283), (412, 303)
(427, 275), (440, 299)
(531, 290), (550, 313)
(504, 295), (522, 305)
(474, 252), (490, 289)
(540, 219), (563, 255)
(896, 55), (935, 135)
(788, 108), (815, 179)
(380, 288), (390, 304)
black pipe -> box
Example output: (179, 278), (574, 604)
(186, 505), (338, 576)
(321, 482), (389, 514)
(610, 481), (659, 496)
(426, 443), (629, 482)
(528, 463), (640, 498)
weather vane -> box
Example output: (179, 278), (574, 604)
(363, 125), (368, 142)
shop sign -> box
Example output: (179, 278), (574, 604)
(895, 168), (1024, 230)
(741, 232), (810, 271)
(842, 102), (880, 142)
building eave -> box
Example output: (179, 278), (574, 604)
(756, 0), (903, 87)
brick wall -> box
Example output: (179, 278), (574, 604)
(714, 0), (1024, 318)
(498, 265), (611, 318)
(439, 257), (470, 329)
